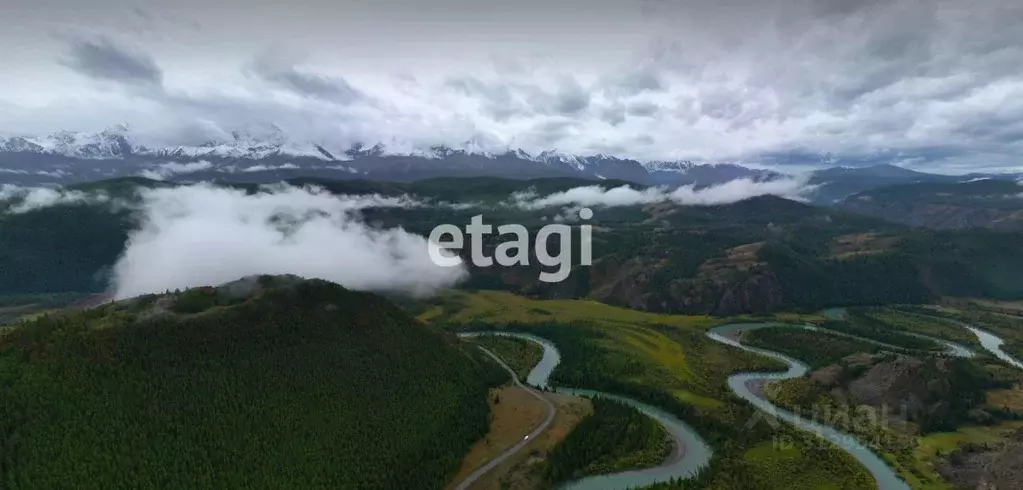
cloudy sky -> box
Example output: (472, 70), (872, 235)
(2, 0), (1022, 172)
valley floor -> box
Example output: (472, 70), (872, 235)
(449, 391), (593, 490)
(423, 290), (875, 489)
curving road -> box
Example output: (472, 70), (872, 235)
(455, 331), (712, 490)
(453, 345), (556, 490)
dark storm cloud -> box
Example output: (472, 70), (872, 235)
(59, 35), (163, 87)
(248, 51), (365, 104)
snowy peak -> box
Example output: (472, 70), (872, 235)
(1, 125), (142, 159)
(152, 125), (335, 161)
(0, 127), (336, 161)
(1, 128), (709, 175)
(645, 160), (697, 173)
(153, 141), (334, 161)
(1, 127), (787, 189)
(0, 136), (45, 153)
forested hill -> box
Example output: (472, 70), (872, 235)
(6, 176), (1023, 314)
(839, 178), (1023, 230)
(0, 275), (505, 489)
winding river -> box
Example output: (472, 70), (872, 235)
(461, 310), (1020, 490)
(706, 324), (912, 490)
(459, 332), (712, 490)
(821, 308), (975, 358)
(703, 309), (1023, 490)
(824, 307), (1023, 367)
(962, 324), (1023, 369)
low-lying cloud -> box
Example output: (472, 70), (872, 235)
(138, 160), (213, 180)
(513, 177), (815, 210)
(0, 184), (111, 213)
(111, 183), (463, 299)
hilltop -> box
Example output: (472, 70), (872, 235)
(0, 276), (504, 489)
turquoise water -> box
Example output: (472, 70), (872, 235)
(707, 323), (910, 490)
(460, 331), (713, 489)
(963, 324), (1023, 369)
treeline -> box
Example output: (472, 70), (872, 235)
(0, 278), (505, 489)
(760, 244), (934, 310)
(744, 327), (883, 369)
(917, 357), (1011, 433)
(863, 307), (979, 346)
(544, 397), (672, 482)
(469, 335), (542, 380)
(823, 310), (941, 351)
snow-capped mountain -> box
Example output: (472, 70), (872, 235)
(1, 126), (139, 159)
(0, 126), (785, 187)
(645, 160), (698, 173)
(0, 126), (335, 162)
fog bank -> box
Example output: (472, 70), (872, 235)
(514, 177), (814, 209)
(0, 184), (110, 213)
(112, 183), (464, 299)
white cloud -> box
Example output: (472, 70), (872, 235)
(111, 183), (463, 299)
(514, 177), (815, 210)
(239, 163), (300, 173)
(666, 177), (816, 205)
(0, 184), (22, 200)
(139, 160), (213, 180)
(0, 184), (110, 213)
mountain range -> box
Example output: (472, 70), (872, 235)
(1, 127), (1015, 206)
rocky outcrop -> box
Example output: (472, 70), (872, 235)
(808, 353), (996, 431)
(936, 429), (1023, 490)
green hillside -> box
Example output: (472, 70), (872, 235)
(839, 178), (1023, 230)
(0, 276), (503, 489)
(6, 177), (1023, 313)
